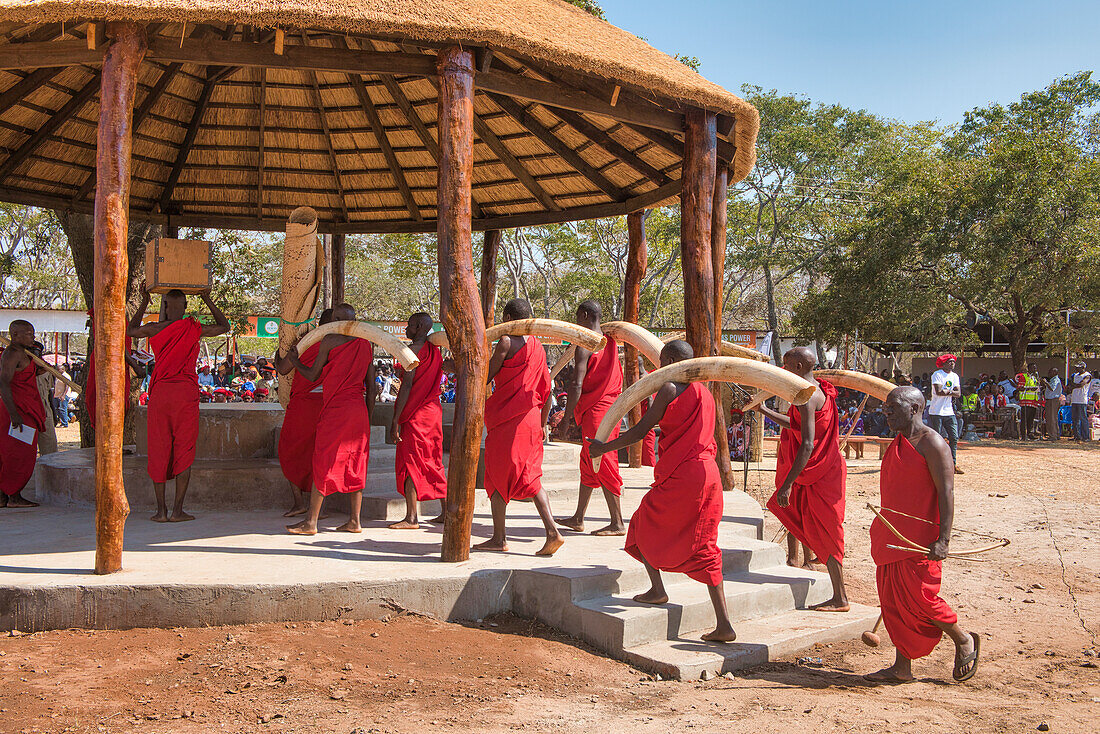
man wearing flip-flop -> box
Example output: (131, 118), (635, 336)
(865, 385), (981, 683)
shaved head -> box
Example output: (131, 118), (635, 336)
(660, 339), (693, 367)
(577, 300), (601, 321)
(5, 319), (35, 348)
(502, 298), (533, 321)
(406, 311), (434, 340)
(781, 346), (816, 379)
(333, 303), (357, 321)
(410, 312), (433, 331)
(8, 319), (33, 333)
(885, 385), (925, 432)
(319, 308), (335, 325)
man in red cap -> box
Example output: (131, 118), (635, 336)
(929, 354), (962, 474)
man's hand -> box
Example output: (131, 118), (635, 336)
(587, 437), (607, 459)
(775, 484), (792, 508)
(927, 539), (950, 561)
(391, 421), (401, 443)
(9, 412), (24, 431)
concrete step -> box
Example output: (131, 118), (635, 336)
(620, 603), (880, 680)
(575, 564), (835, 652)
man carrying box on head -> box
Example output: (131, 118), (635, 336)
(128, 287), (231, 522)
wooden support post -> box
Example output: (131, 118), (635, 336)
(480, 229), (500, 325)
(711, 165), (733, 491)
(623, 210), (647, 468)
(331, 233), (346, 305)
(437, 47), (488, 563)
(93, 21), (146, 575)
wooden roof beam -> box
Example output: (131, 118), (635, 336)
(348, 73), (421, 221)
(256, 66), (266, 220)
(306, 69), (350, 222)
(0, 72), (100, 183)
(488, 92), (626, 201)
(157, 74), (216, 209)
(0, 66), (67, 116)
(547, 107), (671, 186)
(473, 114), (560, 213)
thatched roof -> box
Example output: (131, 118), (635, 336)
(0, 1), (759, 233)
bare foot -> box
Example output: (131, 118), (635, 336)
(555, 517), (584, 532)
(591, 524), (626, 537)
(5, 493), (38, 508)
(536, 536), (565, 556)
(168, 511), (195, 523)
(702, 626), (737, 643)
(864, 666), (914, 683)
(286, 521), (318, 536)
(786, 556), (799, 568)
(283, 506), (307, 518)
(472, 538), (509, 552)
(428, 515), (446, 525)
(150, 511), (169, 523)
(954, 466), (965, 475)
(811, 599), (851, 612)
(336, 520), (362, 533)
(632, 589), (669, 605)
(388, 520), (420, 530)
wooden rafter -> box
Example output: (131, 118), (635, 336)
(0, 67), (68, 118)
(473, 114), (560, 212)
(0, 72), (100, 183)
(546, 106), (671, 186)
(256, 66), (266, 219)
(306, 69), (350, 222)
(488, 92), (626, 201)
(157, 75), (216, 209)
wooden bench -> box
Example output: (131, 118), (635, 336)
(764, 434), (894, 459)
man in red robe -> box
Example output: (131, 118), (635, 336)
(84, 309), (141, 431)
(285, 303), (375, 535)
(389, 312), (448, 529)
(866, 385), (979, 683)
(128, 288), (230, 522)
(555, 300), (625, 536)
(754, 346), (849, 612)
(475, 299), (564, 556)
(275, 308), (334, 517)
(0, 320), (46, 508)
(590, 340), (735, 642)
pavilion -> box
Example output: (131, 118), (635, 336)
(0, 0), (760, 572)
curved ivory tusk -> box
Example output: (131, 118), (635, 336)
(550, 345), (577, 380)
(813, 369), (896, 401)
(296, 321), (420, 370)
(485, 318), (605, 352)
(720, 341), (769, 361)
(427, 330), (450, 349)
(601, 321), (664, 366)
(660, 330), (685, 343)
(590, 356), (816, 470)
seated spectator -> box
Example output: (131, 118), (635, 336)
(198, 364), (214, 387)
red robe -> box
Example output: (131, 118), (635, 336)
(0, 354), (46, 496)
(485, 337), (551, 502)
(640, 397), (657, 466)
(395, 341), (447, 501)
(767, 378), (846, 565)
(312, 339), (372, 496)
(278, 342), (324, 492)
(146, 318), (202, 482)
(625, 382), (724, 586)
(871, 435), (958, 660)
(576, 334), (623, 494)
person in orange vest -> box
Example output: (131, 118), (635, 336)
(1016, 365), (1041, 441)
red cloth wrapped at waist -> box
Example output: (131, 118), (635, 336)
(485, 336), (551, 502)
(395, 341), (446, 502)
(871, 434), (942, 566)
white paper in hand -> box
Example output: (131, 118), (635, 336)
(8, 423), (35, 445)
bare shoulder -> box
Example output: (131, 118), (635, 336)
(912, 425), (949, 460)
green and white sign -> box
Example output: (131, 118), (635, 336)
(256, 317), (281, 338)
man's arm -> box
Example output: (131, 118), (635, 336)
(273, 348), (294, 376)
(915, 427), (955, 561)
(390, 359), (417, 443)
(589, 382), (675, 458)
(776, 400), (817, 506)
(125, 289), (162, 339)
(755, 402), (791, 429)
(485, 335), (511, 383)
(0, 350), (23, 429)
(288, 335), (336, 383)
(365, 359), (377, 422)
(198, 290), (231, 337)
(555, 345), (590, 438)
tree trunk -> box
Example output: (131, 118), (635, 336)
(480, 230), (501, 325)
(331, 233), (346, 305)
(92, 21), (146, 575)
(437, 47), (488, 563)
(763, 263), (782, 364)
(623, 210), (647, 468)
(1009, 327), (1029, 374)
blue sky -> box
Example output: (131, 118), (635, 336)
(596, 0), (1100, 124)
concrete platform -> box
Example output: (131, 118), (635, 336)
(0, 466), (876, 678)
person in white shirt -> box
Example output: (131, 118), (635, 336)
(997, 371), (1017, 401)
(1041, 367), (1063, 441)
(929, 354), (962, 473)
(1069, 362), (1092, 441)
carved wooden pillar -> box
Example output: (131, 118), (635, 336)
(711, 165), (733, 491)
(93, 21), (146, 574)
(331, 233), (346, 305)
(437, 47), (488, 563)
(680, 109), (718, 360)
(480, 229), (501, 325)
(623, 211), (647, 467)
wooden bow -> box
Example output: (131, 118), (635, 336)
(867, 503), (1009, 561)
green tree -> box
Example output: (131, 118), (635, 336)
(796, 73), (1100, 372)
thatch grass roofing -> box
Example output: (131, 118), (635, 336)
(0, 1), (759, 232)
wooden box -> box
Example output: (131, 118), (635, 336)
(145, 238), (212, 294)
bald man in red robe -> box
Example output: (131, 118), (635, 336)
(285, 304), (375, 535)
(556, 300), (625, 536)
(754, 346), (849, 612)
(475, 298), (564, 556)
(590, 339), (735, 642)
(389, 312), (448, 529)
(275, 308), (334, 517)
(128, 288), (230, 522)
(866, 386), (979, 683)
(0, 320), (46, 508)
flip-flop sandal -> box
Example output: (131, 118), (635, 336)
(953, 632), (980, 682)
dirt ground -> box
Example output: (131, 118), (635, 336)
(2, 443), (1098, 733)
